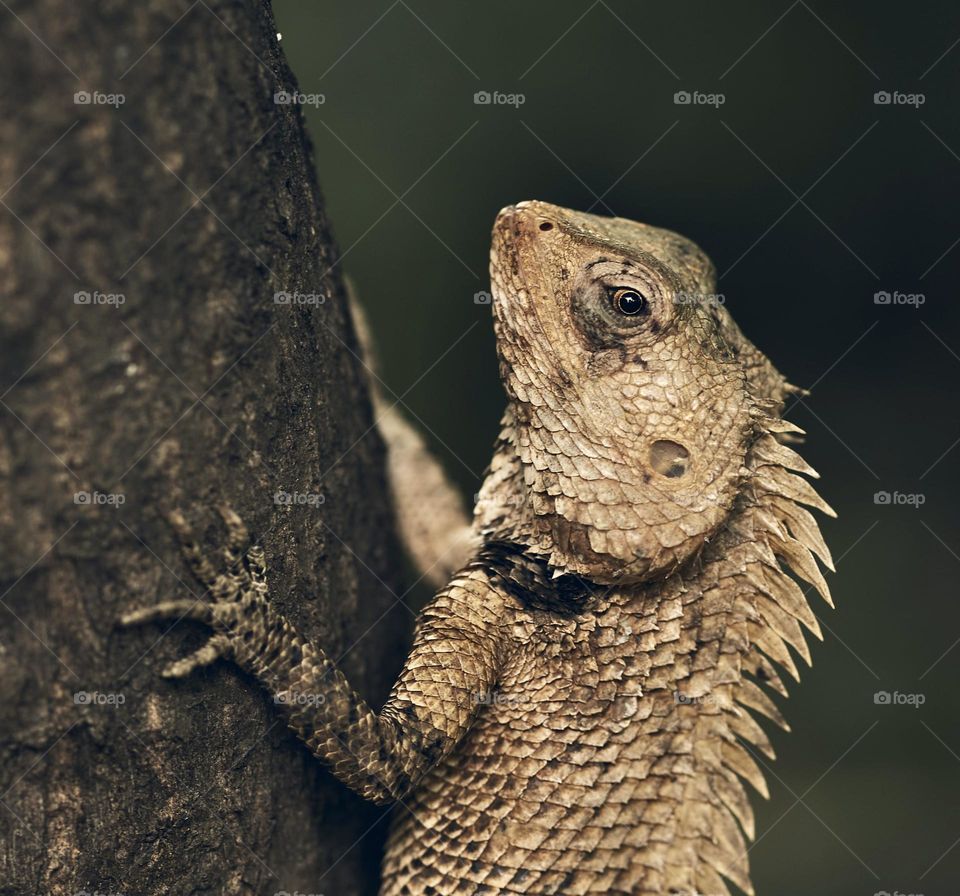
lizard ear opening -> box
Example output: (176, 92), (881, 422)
(649, 440), (690, 478)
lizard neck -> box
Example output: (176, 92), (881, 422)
(476, 409), (834, 893)
(475, 401), (831, 588)
(606, 432), (832, 892)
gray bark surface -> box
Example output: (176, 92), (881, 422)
(0, 2), (406, 893)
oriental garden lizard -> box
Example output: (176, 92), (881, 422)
(122, 200), (834, 896)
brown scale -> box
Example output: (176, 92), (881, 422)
(122, 202), (834, 896)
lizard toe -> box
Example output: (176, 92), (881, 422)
(161, 634), (233, 678)
(119, 599), (213, 628)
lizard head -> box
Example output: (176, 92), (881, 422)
(483, 200), (795, 585)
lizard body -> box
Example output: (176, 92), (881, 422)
(122, 201), (834, 895)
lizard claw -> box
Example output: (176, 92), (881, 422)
(217, 503), (249, 550)
(217, 503), (250, 570)
(165, 508), (219, 587)
(119, 599), (213, 628)
(245, 544), (267, 581)
(120, 505), (266, 679)
(161, 633), (233, 678)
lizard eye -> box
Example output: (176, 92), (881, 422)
(610, 288), (648, 316)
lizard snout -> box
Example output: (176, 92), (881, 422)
(495, 200), (560, 238)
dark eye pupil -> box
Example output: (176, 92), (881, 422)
(613, 288), (646, 315)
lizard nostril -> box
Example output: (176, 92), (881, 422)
(538, 221), (554, 231)
(649, 440), (690, 478)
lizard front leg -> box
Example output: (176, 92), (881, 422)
(120, 506), (507, 804)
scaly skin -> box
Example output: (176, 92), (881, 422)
(122, 201), (834, 895)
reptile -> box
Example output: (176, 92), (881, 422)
(121, 200), (835, 895)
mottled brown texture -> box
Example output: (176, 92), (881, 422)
(125, 201), (834, 895)
(0, 2), (404, 894)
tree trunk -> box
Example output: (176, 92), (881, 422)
(0, 2), (407, 893)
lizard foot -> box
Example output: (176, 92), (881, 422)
(119, 504), (268, 678)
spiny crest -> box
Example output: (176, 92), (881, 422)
(701, 414), (835, 895)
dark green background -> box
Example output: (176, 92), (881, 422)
(275, 2), (959, 893)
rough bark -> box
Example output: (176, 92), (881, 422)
(0, 2), (407, 893)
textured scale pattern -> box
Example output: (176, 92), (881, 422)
(122, 201), (835, 895)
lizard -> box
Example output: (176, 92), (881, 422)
(121, 200), (835, 896)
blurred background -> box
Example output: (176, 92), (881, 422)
(275, 2), (958, 893)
